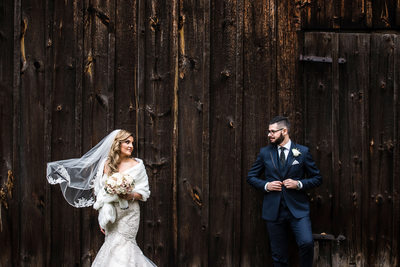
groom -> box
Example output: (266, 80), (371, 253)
(247, 116), (322, 267)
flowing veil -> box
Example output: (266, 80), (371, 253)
(46, 130), (120, 207)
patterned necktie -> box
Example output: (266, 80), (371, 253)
(280, 147), (286, 167)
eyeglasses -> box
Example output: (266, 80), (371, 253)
(267, 128), (284, 135)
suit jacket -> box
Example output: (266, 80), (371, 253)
(247, 142), (322, 221)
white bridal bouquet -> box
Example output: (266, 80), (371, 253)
(104, 172), (135, 209)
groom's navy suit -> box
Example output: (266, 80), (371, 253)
(247, 141), (322, 267)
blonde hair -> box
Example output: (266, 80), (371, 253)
(107, 130), (134, 175)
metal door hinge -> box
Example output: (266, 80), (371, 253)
(300, 55), (346, 64)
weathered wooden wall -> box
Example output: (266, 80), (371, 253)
(0, 0), (399, 266)
(301, 31), (399, 266)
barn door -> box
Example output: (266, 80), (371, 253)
(301, 32), (399, 266)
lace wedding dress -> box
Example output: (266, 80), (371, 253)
(92, 159), (156, 267)
(91, 201), (156, 267)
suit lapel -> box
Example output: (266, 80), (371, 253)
(269, 145), (279, 173)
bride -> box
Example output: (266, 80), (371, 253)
(47, 130), (156, 267)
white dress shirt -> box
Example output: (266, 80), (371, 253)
(278, 140), (292, 160)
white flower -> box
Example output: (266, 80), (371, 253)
(111, 172), (122, 180)
(124, 174), (134, 184)
(116, 177), (124, 186)
(106, 178), (116, 187)
(292, 148), (301, 157)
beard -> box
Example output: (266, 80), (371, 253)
(270, 132), (285, 146)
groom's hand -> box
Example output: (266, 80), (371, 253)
(267, 181), (283, 191)
(283, 179), (298, 189)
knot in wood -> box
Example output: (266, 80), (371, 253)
(375, 194), (384, 205)
(220, 69), (231, 78)
(228, 117), (235, 128)
(149, 16), (160, 32)
(318, 82), (325, 91)
(383, 139), (394, 151)
(0, 170), (14, 210)
(189, 186), (202, 207)
(34, 61), (42, 70)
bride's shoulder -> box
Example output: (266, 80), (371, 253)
(122, 158), (141, 171)
(128, 158), (140, 167)
(133, 157), (143, 164)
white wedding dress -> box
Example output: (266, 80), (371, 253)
(91, 159), (156, 267)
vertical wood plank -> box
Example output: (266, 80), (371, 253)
(233, 1), (244, 266)
(330, 33), (341, 267)
(397, 0), (400, 27)
(84, 0), (116, 136)
(209, 0), (241, 265)
(241, 0), (276, 265)
(337, 33), (370, 266)
(72, 2), (85, 265)
(114, 0), (138, 131)
(69, 1), (86, 264)
(368, 33), (397, 266)
(43, 1), (53, 266)
(392, 34), (400, 267)
(136, 0), (147, 256)
(19, 0), (47, 265)
(172, 0), (179, 264)
(176, 0), (210, 265)
(302, 33), (334, 264)
(0, 0), (16, 266)
(141, 0), (176, 264)
(299, 33), (335, 267)
(11, 0), (22, 266)
(277, 0), (302, 134)
(359, 32), (371, 267)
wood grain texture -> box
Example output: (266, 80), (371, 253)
(208, 0), (242, 266)
(337, 33), (370, 266)
(368, 33), (397, 266)
(176, 0), (210, 265)
(18, 1), (48, 266)
(141, 0), (176, 265)
(1, 1), (400, 266)
(301, 0), (399, 29)
(302, 32), (334, 239)
(0, 0), (15, 266)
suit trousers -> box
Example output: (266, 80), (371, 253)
(266, 203), (314, 267)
